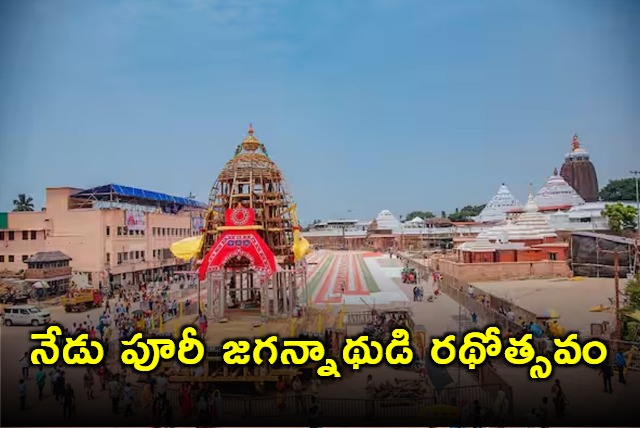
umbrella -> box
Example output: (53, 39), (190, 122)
(624, 310), (640, 322)
(530, 323), (544, 338)
(590, 304), (612, 313)
(32, 281), (50, 289)
(537, 309), (560, 319)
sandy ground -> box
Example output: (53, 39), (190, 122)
(472, 277), (625, 334)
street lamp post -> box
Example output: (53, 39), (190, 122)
(631, 171), (640, 236)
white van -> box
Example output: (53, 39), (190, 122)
(3, 305), (51, 326)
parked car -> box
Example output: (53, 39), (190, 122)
(2, 305), (51, 326)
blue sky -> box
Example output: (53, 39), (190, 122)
(1, 0), (638, 222)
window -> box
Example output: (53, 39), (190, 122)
(162, 228), (166, 236)
(117, 253), (123, 264)
(117, 227), (122, 236)
(9, 231), (15, 240)
(135, 251), (139, 259)
(129, 229), (134, 236)
(123, 252), (128, 261)
(22, 255), (28, 262)
(130, 251), (134, 259)
(30, 231), (37, 240)
(8, 255), (14, 262)
(106, 253), (111, 264)
(22, 231), (29, 240)
(0, 255), (4, 262)
(141, 250), (145, 259)
(106, 226), (110, 236)
(549, 253), (557, 261)
(0, 232), (4, 240)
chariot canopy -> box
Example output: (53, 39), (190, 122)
(198, 206), (276, 280)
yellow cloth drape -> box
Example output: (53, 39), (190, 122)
(170, 235), (204, 261)
(292, 229), (310, 262)
(288, 203), (311, 262)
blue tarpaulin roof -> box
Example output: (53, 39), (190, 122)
(71, 184), (206, 208)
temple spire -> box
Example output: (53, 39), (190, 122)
(553, 167), (558, 176)
(571, 133), (580, 151)
(241, 123), (260, 152)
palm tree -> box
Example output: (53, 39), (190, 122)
(12, 194), (34, 212)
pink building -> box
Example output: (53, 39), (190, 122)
(0, 185), (206, 290)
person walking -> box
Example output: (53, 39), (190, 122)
(537, 396), (549, 427)
(62, 384), (75, 419)
(615, 350), (627, 385)
(35, 367), (46, 400)
(54, 369), (66, 401)
(276, 375), (287, 411)
(48, 366), (59, 399)
(18, 379), (26, 410)
(210, 389), (222, 424)
(83, 368), (95, 400)
(123, 382), (134, 417)
(551, 379), (568, 416)
(308, 395), (321, 428)
(108, 376), (122, 413)
(600, 361), (614, 393)
(20, 352), (30, 380)
(292, 375), (304, 413)
(180, 382), (192, 418)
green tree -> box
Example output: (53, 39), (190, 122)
(601, 203), (638, 232)
(599, 178), (637, 201)
(623, 274), (640, 312)
(12, 194), (34, 212)
(447, 204), (486, 222)
(405, 211), (435, 220)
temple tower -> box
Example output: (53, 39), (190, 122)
(201, 124), (295, 263)
(559, 134), (599, 202)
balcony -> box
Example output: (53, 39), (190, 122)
(25, 266), (72, 280)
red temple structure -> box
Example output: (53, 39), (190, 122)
(198, 205), (277, 280)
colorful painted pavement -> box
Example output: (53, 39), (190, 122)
(305, 251), (408, 305)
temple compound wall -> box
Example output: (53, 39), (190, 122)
(428, 257), (571, 282)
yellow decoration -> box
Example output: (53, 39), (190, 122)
(289, 318), (296, 337)
(159, 315), (164, 333)
(287, 204), (312, 262)
(317, 313), (324, 333)
(170, 235), (204, 261)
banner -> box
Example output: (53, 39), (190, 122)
(191, 216), (205, 233)
(125, 210), (146, 231)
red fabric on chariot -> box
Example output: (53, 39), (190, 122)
(198, 207), (277, 280)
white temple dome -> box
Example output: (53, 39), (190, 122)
(478, 193), (557, 241)
(374, 210), (401, 233)
(475, 183), (522, 223)
(534, 170), (585, 209)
